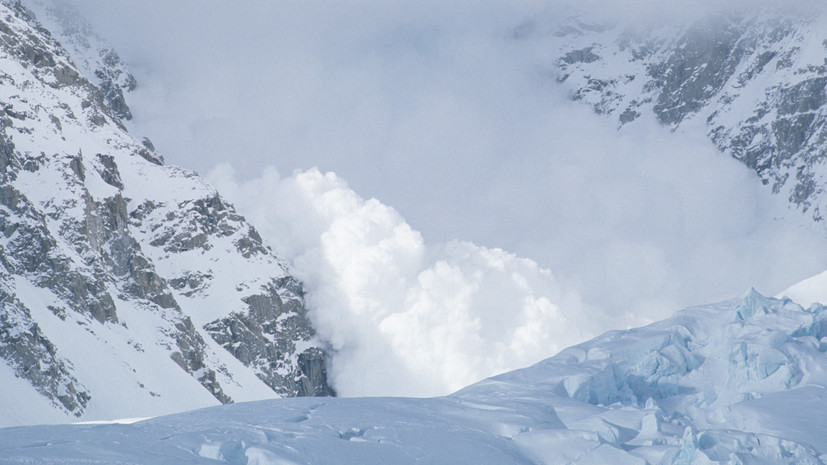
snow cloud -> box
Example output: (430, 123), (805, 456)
(209, 166), (594, 396)
(55, 0), (827, 395)
(207, 115), (827, 396)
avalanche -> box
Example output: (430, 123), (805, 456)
(3, 288), (827, 464)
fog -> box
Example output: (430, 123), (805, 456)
(54, 0), (827, 396)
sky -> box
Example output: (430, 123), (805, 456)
(55, 0), (827, 396)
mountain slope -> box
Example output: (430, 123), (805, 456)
(2, 289), (827, 464)
(0, 0), (331, 427)
(542, 10), (827, 224)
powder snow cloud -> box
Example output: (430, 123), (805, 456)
(209, 153), (827, 397)
(209, 167), (597, 396)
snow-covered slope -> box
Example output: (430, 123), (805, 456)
(20, 0), (136, 123)
(542, 9), (827, 225)
(3, 289), (827, 464)
(0, 0), (331, 427)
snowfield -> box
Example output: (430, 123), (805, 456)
(3, 288), (827, 464)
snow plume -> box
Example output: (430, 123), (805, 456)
(208, 119), (827, 397)
(209, 167), (594, 397)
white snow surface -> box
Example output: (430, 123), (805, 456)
(3, 289), (827, 464)
(781, 270), (827, 308)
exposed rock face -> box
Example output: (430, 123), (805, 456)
(0, 0), (332, 426)
(546, 12), (827, 223)
(0, 290), (91, 414)
(204, 277), (335, 398)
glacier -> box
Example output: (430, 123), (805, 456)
(2, 289), (827, 464)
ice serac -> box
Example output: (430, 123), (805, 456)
(4, 289), (827, 464)
(546, 11), (827, 224)
(0, 0), (331, 427)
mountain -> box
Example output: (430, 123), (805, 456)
(542, 10), (827, 224)
(3, 289), (827, 464)
(6, 1), (827, 462)
(0, 0), (332, 427)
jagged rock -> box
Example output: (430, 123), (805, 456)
(94, 154), (123, 189)
(95, 49), (135, 120)
(204, 278), (335, 398)
(297, 347), (335, 397)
